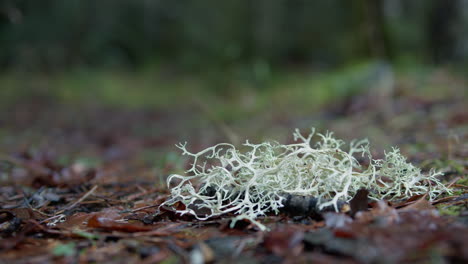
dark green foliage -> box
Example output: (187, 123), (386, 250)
(1, 0), (467, 72)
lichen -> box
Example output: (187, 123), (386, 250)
(162, 128), (451, 230)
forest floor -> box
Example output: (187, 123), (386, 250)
(0, 67), (467, 263)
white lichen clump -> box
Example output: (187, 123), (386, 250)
(163, 128), (449, 230)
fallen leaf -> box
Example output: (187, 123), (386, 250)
(263, 226), (304, 257)
(398, 195), (436, 211)
(87, 211), (154, 232)
(349, 189), (369, 217)
(355, 200), (399, 225)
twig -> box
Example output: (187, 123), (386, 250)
(21, 189), (53, 217)
(446, 176), (461, 189)
(131, 204), (160, 213)
(54, 185), (99, 215)
(39, 213), (65, 224)
(432, 195), (467, 205)
(30, 204), (53, 217)
(193, 97), (240, 145)
(136, 184), (148, 193)
(65, 185), (98, 211)
(27, 219), (73, 236)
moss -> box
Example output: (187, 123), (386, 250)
(421, 159), (466, 176)
(437, 204), (465, 216)
(456, 177), (468, 186)
(159, 256), (181, 264)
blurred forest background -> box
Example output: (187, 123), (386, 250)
(2, 0), (468, 71)
(0, 0), (467, 141)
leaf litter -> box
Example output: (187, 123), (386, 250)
(0, 86), (467, 263)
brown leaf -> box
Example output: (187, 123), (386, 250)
(349, 189), (369, 217)
(355, 201), (399, 225)
(0, 208), (40, 221)
(87, 209), (154, 232)
(392, 194), (425, 208)
(398, 195), (436, 211)
(55, 212), (93, 230)
(333, 229), (355, 239)
(263, 226), (304, 257)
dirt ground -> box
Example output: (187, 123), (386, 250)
(0, 75), (467, 263)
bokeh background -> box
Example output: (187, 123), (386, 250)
(2, 1), (468, 70)
(0, 0), (467, 185)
